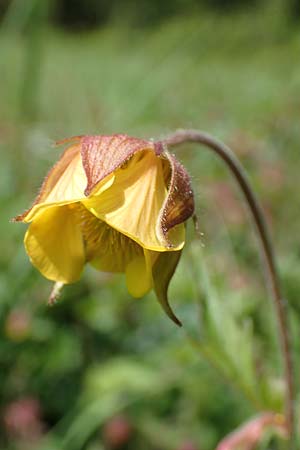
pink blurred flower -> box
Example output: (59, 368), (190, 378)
(103, 415), (132, 448)
(5, 310), (31, 342)
(177, 440), (199, 450)
(216, 412), (287, 450)
(3, 397), (44, 442)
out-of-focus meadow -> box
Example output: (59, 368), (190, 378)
(1, 0), (300, 449)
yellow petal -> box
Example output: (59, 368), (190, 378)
(83, 151), (185, 251)
(23, 149), (84, 222)
(24, 205), (85, 283)
(126, 249), (161, 298)
(125, 253), (153, 298)
(16, 144), (83, 222)
(41, 149), (86, 204)
(24, 171), (114, 223)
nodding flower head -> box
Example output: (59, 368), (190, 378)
(14, 134), (194, 325)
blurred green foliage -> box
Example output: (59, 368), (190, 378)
(1, 0), (299, 30)
(1, 0), (300, 449)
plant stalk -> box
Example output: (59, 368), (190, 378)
(161, 129), (295, 445)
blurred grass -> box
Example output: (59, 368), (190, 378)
(1, 3), (300, 449)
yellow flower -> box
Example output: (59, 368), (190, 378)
(14, 134), (194, 325)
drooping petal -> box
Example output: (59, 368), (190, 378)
(158, 150), (194, 246)
(81, 134), (155, 195)
(83, 151), (185, 251)
(15, 144), (87, 222)
(23, 172), (114, 224)
(151, 249), (182, 326)
(24, 205), (85, 283)
(36, 149), (86, 204)
(125, 253), (153, 298)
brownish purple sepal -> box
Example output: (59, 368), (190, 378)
(158, 150), (195, 243)
(152, 250), (182, 326)
(81, 134), (155, 196)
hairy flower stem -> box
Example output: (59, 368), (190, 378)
(162, 129), (295, 446)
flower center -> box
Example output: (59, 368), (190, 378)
(75, 203), (143, 273)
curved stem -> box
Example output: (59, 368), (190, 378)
(161, 129), (295, 443)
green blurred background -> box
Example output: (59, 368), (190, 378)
(1, 0), (300, 449)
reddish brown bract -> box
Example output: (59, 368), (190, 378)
(81, 134), (155, 195)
